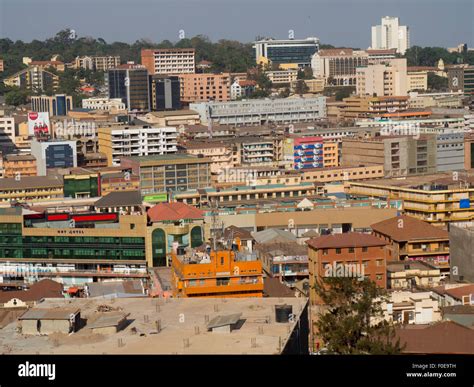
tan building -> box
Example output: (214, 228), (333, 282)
(141, 110), (201, 127)
(356, 58), (408, 97)
(141, 48), (195, 75)
(0, 175), (63, 203)
(322, 142), (338, 167)
(340, 96), (409, 119)
(3, 154), (37, 178)
(386, 262), (442, 290)
(185, 142), (236, 174)
(178, 73), (231, 103)
(290, 78), (325, 93)
(301, 164), (384, 183)
(407, 68), (428, 92)
(29, 60), (65, 72)
(346, 172), (474, 226)
(265, 70), (298, 85)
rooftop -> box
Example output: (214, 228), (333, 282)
(94, 190), (143, 208)
(371, 215), (449, 242)
(147, 202), (204, 222)
(306, 232), (387, 249)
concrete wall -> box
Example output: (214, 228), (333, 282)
(449, 226), (474, 282)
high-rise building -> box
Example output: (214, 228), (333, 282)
(447, 65), (474, 95)
(3, 66), (59, 92)
(149, 75), (181, 110)
(98, 125), (178, 166)
(141, 48), (195, 75)
(30, 139), (78, 175)
(74, 56), (121, 71)
(253, 37), (319, 67)
(31, 94), (73, 116)
(107, 64), (150, 112)
(371, 16), (410, 55)
(356, 58), (408, 97)
(178, 73), (230, 103)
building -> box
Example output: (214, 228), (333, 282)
(386, 262), (442, 290)
(30, 139), (77, 176)
(140, 110), (201, 127)
(311, 48), (369, 87)
(31, 95), (73, 116)
(371, 215), (450, 276)
(107, 64), (150, 112)
(0, 279), (63, 308)
(407, 68), (428, 92)
(98, 125), (177, 166)
(449, 225), (474, 283)
(289, 78), (325, 94)
(307, 232), (388, 303)
(190, 96), (327, 126)
(147, 202), (206, 266)
(346, 172), (474, 226)
(356, 58), (408, 97)
(149, 75), (181, 111)
(81, 97), (126, 112)
(141, 48), (195, 75)
(265, 70), (298, 85)
(436, 132), (464, 172)
(447, 65), (474, 95)
(185, 142), (236, 174)
(340, 96), (410, 119)
(28, 60), (65, 72)
(0, 116), (16, 151)
(301, 164), (384, 183)
(230, 80), (256, 100)
(3, 66), (59, 92)
(253, 37), (319, 67)
(366, 48), (398, 64)
(18, 308), (81, 335)
(171, 249), (264, 298)
(408, 92), (464, 109)
(381, 290), (441, 324)
(178, 73), (230, 103)
(3, 154), (37, 178)
(342, 135), (437, 177)
(292, 136), (324, 170)
(74, 56), (121, 71)
(371, 16), (410, 55)
(120, 154), (212, 195)
(0, 175), (63, 203)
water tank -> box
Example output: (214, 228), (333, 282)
(275, 304), (293, 323)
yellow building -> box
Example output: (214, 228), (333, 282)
(0, 175), (63, 203)
(3, 154), (37, 178)
(322, 142), (338, 167)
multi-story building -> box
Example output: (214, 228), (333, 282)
(120, 154), (212, 195)
(171, 249), (264, 298)
(107, 64), (150, 111)
(408, 92), (464, 109)
(436, 132), (464, 172)
(371, 16), (410, 55)
(307, 232), (388, 303)
(230, 80), (256, 100)
(301, 164), (384, 183)
(190, 96), (327, 126)
(3, 66), (59, 92)
(386, 262), (442, 290)
(31, 94), (73, 116)
(0, 116), (16, 151)
(356, 58), (408, 97)
(346, 172), (474, 226)
(0, 175), (63, 203)
(141, 48), (195, 75)
(311, 48), (369, 87)
(3, 154), (37, 178)
(449, 225), (474, 283)
(30, 139), (77, 176)
(178, 73), (230, 103)
(342, 135), (437, 177)
(74, 56), (121, 71)
(265, 70), (298, 85)
(340, 96), (410, 119)
(82, 97), (126, 112)
(407, 68), (428, 92)
(28, 60), (65, 72)
(149, 75), (181, 111)
(447, 65), (474, 95)
(292, 136), (324, 170)
(371, 215), (450, 277)
(253, 37), (320, 67)
(290, 78), (325, 94)
(366, 48), (397, 64)
(147, 202), (207, 266)
(97, 125), (178, 166)
(185, 142), (236, 174)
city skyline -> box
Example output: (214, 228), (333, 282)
(1, 0), (473, 48)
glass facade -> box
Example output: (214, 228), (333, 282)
(0, 223), (145, 260)
(267, 45), (318, 65)
(45, 144), (74, 169)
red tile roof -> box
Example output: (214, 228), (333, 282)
(0, 279), (63, 303)
(445, 285), (474, 301)
(371, 215), (448, 242)
(306, 232), (387, 249)
(147, 202), (204, 222)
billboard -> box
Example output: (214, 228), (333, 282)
(28, 112), (50, 136)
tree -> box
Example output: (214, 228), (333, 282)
(294, 79), (309, 95)
(428, 73), (448, 91)
(313, 276), (403, 354)
(5, 88), (28, 106)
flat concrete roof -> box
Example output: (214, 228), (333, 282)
(1, 297), (307, 354)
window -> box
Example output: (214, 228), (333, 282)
(362, 247), (368, 252)
(348, 247), (354, 253)
(322, 249), (328, 255)
(336, 248), (341, 254)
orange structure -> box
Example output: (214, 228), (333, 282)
(171, 249), (264, 298)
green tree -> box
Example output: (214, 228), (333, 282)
(294, 79), (309, 95)
(427, 73), (448, 91)
(313, 276), (403, 355)
(5, 88), (28, 106)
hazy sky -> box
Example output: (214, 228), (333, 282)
(0, 0), (473, 48)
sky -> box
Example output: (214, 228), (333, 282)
(0, 0), (473, 48)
